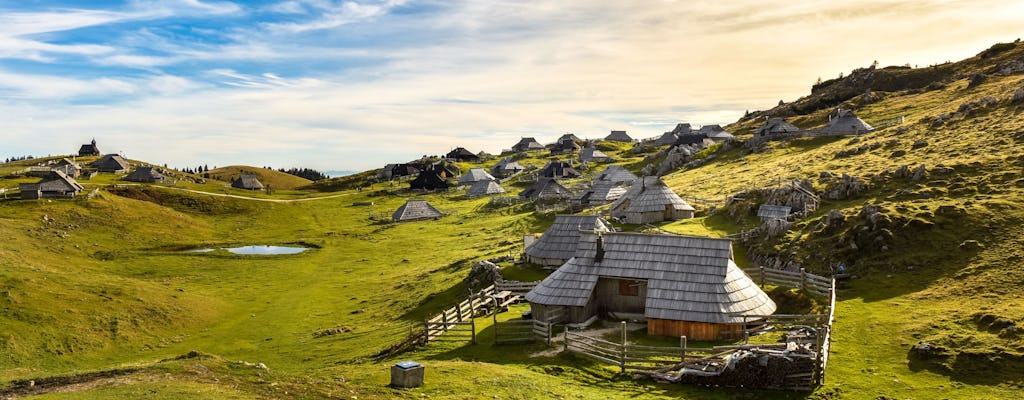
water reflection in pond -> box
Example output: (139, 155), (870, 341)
(185, 245), (309, 255)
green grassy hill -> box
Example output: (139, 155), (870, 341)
(206, 166), (312, 190)
(2, 42), (1024, 399)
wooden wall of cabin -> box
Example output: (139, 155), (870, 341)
(647, 318), (740, 341)
(594, 277), (646, 314)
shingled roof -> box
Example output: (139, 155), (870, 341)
(611, 176), (694, 214)
(823, 108), (873, 134)
(757, 204), (792, 220)
(579, 146), (611, 162)
(604, 130), (633, 142)
(446, 147), (480, 161)
(519, 178), (574, 200)
(512, 137), (545, 152)
(538, 161), (580, 179)
(525, 232), (776, 324)
(698, 125), (736, 142)
(78, 139), (100, 156)
(124, 166), (166, 183)
(457, 168), (496, 185)
(592, 165), (637, 185)
(232, 174), (264, 190)
(466, 180), (506, 197)
(392, 200), (443, 222)
(755, 118), (800, 137)
(655, 132), (679, 146)
(524, 215), (612, 266)
(89, 154), (129, 173)
(491, 158), (525, 176)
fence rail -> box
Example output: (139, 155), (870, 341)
(563, 322), (697, 372)
(422, 284), (497, 344)
(743, 267), (831, 297)
(494, 279), (538, 295)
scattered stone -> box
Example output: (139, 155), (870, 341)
(1013, 89), (1024, 102)
(911, 164), (927, 181)
(350, 308), (366, 314)
(890, 150), (906, 158)
(466, 260), (502, 288)
(959, 240), (984, 251)
(967, 73), (988, 89)
(911, 139), (928, 149)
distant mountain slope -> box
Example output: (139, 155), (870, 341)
(206, 165), (312, 190)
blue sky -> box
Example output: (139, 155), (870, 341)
(1, 0), (1022, 171)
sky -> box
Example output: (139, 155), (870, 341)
(0, 1), (1022, 172)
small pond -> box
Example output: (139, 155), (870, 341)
(186, 245), (309, 255)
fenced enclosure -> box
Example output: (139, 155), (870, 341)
(743, 267), (832, 297)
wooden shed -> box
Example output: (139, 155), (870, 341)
(610, 176), (694, 224)
(655, 131), (679, 146)
(54, 158), (82, 178)
(698, 125), (736, 142)
(755, 118), (800, 138)
(466, 180), (506, 197)
(823, 108), (873, 135)
(446, 147), (480, 161)
(579, 146), (612, 163)
(550, 138), (581, 154)
(525, 232), (776, 340)
(410, 164), (452, 191)
(19, 170), (84, 200)
(757, 204), (792, 222)
(574, 165), (637, 206)
(512, 137), (545, 152)
(538, 161), (580, 179)
(524, 215), (612, 267)
(457, 168), (496, 185)
(490, 158), (525, 177)
(604, 130), (633, 142)
(89, 154), (130, 173)
(124, 166), (167, 183)
(392, 200), (443, 222)
(232, 174), (264, 190)
(519, 178), (573, 201)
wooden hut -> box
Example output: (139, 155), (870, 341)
(579, 146), (612, 163)
(525, 232), (776, 339)
(53, 158), (81, 178)
(550, 138), (581, 154)
(390, 163), (421, 179)
(490, 158), (525, 177)
(675, 133), (711, 147)
(19, 170), (84, 200)
(698, 125), (736, 142)
(670, 123), (692, 135)
(124, 166), (166, 183)
(655, 132), (679, 146)
(519, 178), (573, 201)
(392, 200), (443, 222)
(232, 174), (264, 190)
(78, 139), (100, 156)
(604, 130), (633, 142)
(446, 147), (480, 161)
(755, 118), (800, 138)
(466, 180), (506, 197)
(610, 176), (694, 224)
(524, 215), (612, 267)
(574, 165), (637, 206)
(757, 204), (792, 222)
(823, 108), (873, 135)
(89, 154), (129, 173)
(457, 168), (496, 185)
(558, 133), (583, 144)
(538, 161), (581, 179)
(512, 137), (545, 152)
(409, 164), (452, 191)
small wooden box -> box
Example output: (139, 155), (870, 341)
(390, 361), (424, 388)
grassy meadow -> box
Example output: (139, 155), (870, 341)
(4, 44), (1024, 399)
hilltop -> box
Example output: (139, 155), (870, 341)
(1, 41), (1024, 399)
(205, 165), (313, 190)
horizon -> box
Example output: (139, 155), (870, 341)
(1, 1), (1022, 172)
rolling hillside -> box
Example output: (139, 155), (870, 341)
(205, 165), (313, 190)
(1, 42), (1024, 399)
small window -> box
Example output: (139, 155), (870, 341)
(618, 280), (640, 296)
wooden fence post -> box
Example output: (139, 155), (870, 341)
(456, 302), (464, 322)
(546, 322), (552, 346)
(423, 319), (429, 344)
(800, 268), (808, 292)
(620, 321), (627, 373)
(563, 326), (569, 352)
(680, 336), (687, 363)
(471, 318), (477, 345)
(759, 266), (765, 288)
(492, 312), (498, 344)
(443, 310), (449, 331)
(743, 316), (749, 344)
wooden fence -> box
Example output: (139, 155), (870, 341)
(743, 267), (832, 297)
(563, 322), (699, 372)
(422, 284), (497, 344)
(494, 279), (538, 295)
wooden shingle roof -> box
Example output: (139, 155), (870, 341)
(593, 165), (637, 185)
(457, 168), (496, 185)
(579, 146), (611, 162)
(519, 178), (574, 200)
(491, 158), (525, 175)
(525, 232), (776, 324)
(512, 137), (545, 151)
(524, 215), (612, 263)
(538, 161), (580, 179)
(604, 130), (633, 142)
(35, 170), (84, 193)
(755, 118), (800, 136)
(89, 154), (129, 172)
(466, 180), (506, 197)
(392, 200), (443, 222)
(824, 108), (873, 134)
(232, 174), (264, 190)
(611, 176), (694, 213)
(124, 166), (166, 183)
(757, 204), (792, 219)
